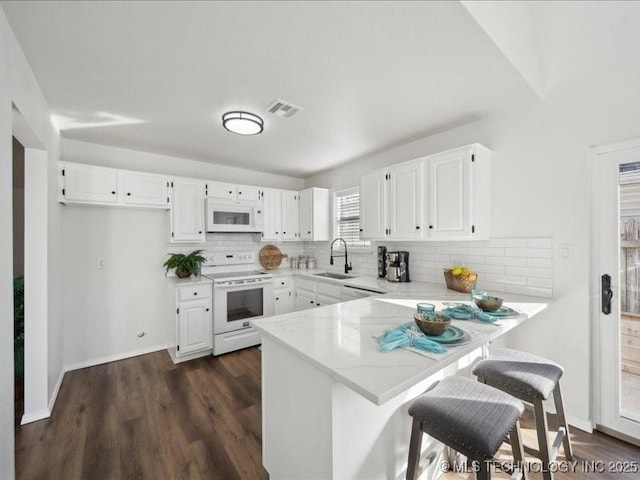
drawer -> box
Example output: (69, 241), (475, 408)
(178, 284), (211, 301)
(275, 276), (292, 289)
(316, 282), (342, 298)
(296, 278), (315, 292)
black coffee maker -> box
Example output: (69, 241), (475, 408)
(377, 246), (387, 278)
(386, 251), (410, 282)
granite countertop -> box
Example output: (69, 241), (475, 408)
(251, 294), (548, 406)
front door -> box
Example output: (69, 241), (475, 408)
(594, 140), (640, 441)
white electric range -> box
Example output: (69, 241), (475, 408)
(201, 252), (274, 355)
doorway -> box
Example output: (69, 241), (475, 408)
(12, 137), (25, 425)
(593, 140), (640, 442)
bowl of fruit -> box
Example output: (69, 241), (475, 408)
(443, 266), (478, 293)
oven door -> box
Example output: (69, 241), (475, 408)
(213, 279), (274, 334)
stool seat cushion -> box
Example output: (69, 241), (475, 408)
(408, 376), (523, 460)
(473, 348), (564, 400)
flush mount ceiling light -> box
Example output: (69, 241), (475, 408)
(222, 111), (264, 135)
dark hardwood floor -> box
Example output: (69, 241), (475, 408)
(16, 348), (267, 480)
(15, 347), (640, 479)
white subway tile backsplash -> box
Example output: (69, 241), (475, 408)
(465, 247), (505, 257)
(484, 273), (528, 285)
(528, 277), (553, 289)
(503, 284), (553, 298)
(527, 238), (553, 249)
(505, 247), (553, 258)
(485, 238), (528, 248)
(527, 257), (553, 268)
(485, 256), (528, 267)
(504, 266), (552, 279)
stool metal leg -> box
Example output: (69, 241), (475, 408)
(509, 420), (527, 480)
(477, 459), (491, 480)
(533, 399), (553, 480)
(406, 418), (423, 480)
(552, 383), (574, 461)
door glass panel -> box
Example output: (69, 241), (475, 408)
(619, 161), (640, 422)
(214, 210), (250, 226)
(227, 288), (264, 322)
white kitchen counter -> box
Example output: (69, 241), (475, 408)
(252, 292), (547, 480)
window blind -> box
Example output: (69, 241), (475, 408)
(335, 188), (370, 247)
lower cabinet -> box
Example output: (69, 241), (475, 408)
(172, 282), (212, 362)
(295, 289), (316, 311)
(274, 288), (294, 315)
(294, 278), (343, 311)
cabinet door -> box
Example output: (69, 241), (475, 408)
(62, 162), (119, 204)
(121, 171), (169, 207)
(426, 147), (472, 239)
(298, 188), (313, 240)
(171, 179), (205, 243)
(177, 300), (212, 355)
(360, 171), (387, 239)
(274, 289), (293, 315)
(207, 181), (237, 200)
(388, 161), (422, 239)
(262, 188), (282, 241)
(315, 293), (340, 308)
(295, 289), (315, 311)
(237, 184), (262, 202)
(281, 190), (299, 241)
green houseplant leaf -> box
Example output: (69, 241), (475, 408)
(163, 250), (206, 278)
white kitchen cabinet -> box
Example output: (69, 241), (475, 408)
(299, 187), (330, 241)
(171, 178), (205, 243)
(388, 161), (422, 240)
(295, 289), (316, 311)
(60, 162), (119, 205)
(422, 144), (490, 240)
(173, 282), (212, 360)
(262, 188), (283, 241)
(274, 289), (294, 315)
(207, 181), (262, 202)
(360, 170), (388, 240)
(120, 171), (170, 207)
(281, 190), (299, 241)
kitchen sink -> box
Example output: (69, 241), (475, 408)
(313, 272), (353, 280)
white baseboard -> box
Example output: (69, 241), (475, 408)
(21, 408), (50, 425)
(568, 415), (594, 433)
(64, 344), (167, 372)
(47, 368), (65, 413)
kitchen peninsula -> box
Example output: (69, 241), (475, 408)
(251, 291), (547, 480)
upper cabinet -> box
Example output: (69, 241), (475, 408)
(59, 162), (170, 209)
(360, 171), (387, 240)
(359, 144), (491, 241)
(388, 161), (422, 240)
(281, 190), (299, 241)
(120, 171), (170, 207)
(60, 162), (119, 205)
(262, 188), (283, 241)
(298, 187), (330, 241)
(207, 181), (262, 202)
(171, 178), (206, 243)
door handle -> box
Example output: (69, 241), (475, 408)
(602, 274), (613, 315)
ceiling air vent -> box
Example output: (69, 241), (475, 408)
(266, 99), (304, 119)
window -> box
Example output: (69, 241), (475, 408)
(334, 187), (370, 248)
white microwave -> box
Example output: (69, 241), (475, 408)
(206, 198), (264, 233)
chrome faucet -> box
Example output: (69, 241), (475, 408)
(330, 237), (352, 274)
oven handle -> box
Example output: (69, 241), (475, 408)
(215, 279), (274, 289)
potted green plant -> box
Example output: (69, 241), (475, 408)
(14, 275), (24, 380)
(163, 250), (206, 279)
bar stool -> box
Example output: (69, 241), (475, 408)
(406, 376), (526, 480)
(473, 348), (573, 480)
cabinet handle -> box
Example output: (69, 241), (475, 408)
(276, 232), (279, 234)
(193, 292), (198, 296)
(239, 191), (242, 195)
(359, 228), (363, 232)
(283, 231), (286, 234)
(307, 231), (311, 234)
(281, 281), (285, 285)
(316, 303), (320, 306)
(429, 225), (433, 229)
(310, 300), (314, 304)
(276, 297), (279, 301)
(199, 231), (202, 234)
(111, 191), (116, 195)
(206, 308), (210, 312)
(416, 226), (420, 230)
(228, 190), (233, 194)
(127, 192), (131, 196)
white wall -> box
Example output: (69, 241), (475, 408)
(0, 7), (61, 477)
(305, 74), (640, 428)
(62, 138), (305, 190)
(60, 140), (304, 368)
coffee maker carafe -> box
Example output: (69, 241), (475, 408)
(386, 251), (410, 282)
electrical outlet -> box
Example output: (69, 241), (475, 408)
(96, 258), (105, 269)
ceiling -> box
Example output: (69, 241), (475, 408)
(2, 1), (547, 177)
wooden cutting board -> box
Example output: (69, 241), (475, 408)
(259, 245), (288, 270)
